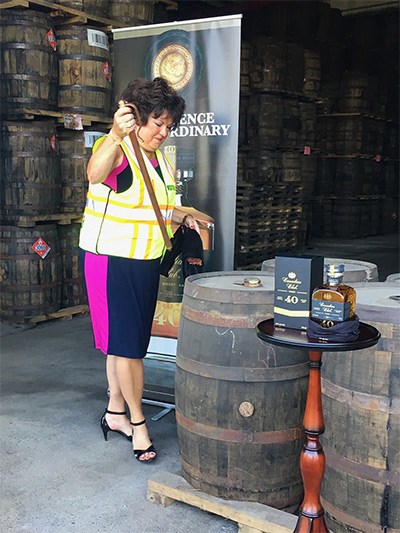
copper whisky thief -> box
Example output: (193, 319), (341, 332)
(274, 254), (324, 331)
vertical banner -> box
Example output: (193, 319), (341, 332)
(113, 15), (241, 344)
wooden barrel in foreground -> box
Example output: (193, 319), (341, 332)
(321, 283), (400, 533)
(175, 271), (308, 510)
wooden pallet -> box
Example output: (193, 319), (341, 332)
(29, 304), (88, 324)
(147, 471), (298, 533)
(1, 107), (112, 127)
(2, 213), (83, 227)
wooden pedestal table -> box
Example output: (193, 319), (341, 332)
(255, 319), (381, 533)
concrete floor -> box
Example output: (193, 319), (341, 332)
(0, 233), (398, 533)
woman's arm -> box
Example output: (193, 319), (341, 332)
(87, 104), (136, 184)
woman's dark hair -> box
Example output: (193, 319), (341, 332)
(118, 77), (185, 130)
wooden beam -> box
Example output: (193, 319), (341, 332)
(147, 471), (298, 533)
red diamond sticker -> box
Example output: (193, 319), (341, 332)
(32, 238), (51, 259)
(46, 28), (57, 51)
(102, 61), (111, 81)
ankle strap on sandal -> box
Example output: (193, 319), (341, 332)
(130, 419), (146, 427)
(106, 409), (127, 415)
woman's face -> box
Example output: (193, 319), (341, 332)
(137, 111), (174, 153)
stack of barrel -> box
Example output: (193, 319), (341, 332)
(313, 11), (399, 238)
(0, 5), (109, 323)
(237, 34), (320, 268)
(0, 1), (155, 323)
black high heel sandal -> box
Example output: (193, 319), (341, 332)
(101, 409), (132, 442)
(130, 419), (157, 463)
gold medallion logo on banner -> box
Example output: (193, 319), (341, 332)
(152, 44), (194, 91)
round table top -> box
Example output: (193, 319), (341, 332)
(256, 318), (381, 351)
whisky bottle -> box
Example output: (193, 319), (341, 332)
(311, 264), (356, 328)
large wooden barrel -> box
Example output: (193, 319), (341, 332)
(338, 71), (378, 114)
(1, 121), (61, 219)
(175, 271), (308, 509)
(0, 9), (58, 114)
(0, 225), (62, 323)
(249, 37), (287, 92)
(58, 128), (107, 213)
(58, 223), (87, 308)
(108, 0), (155, 25)
(57, 25), (111, 117)
(262, 258), (379, 284)
(321, 283), (400, 533)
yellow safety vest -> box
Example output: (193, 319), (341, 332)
(79, 136), (176, 259)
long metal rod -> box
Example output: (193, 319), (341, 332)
(142, 398), (175, 421)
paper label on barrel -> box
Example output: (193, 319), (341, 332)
(87, 29), (109, 51)
(64, 114), (83, 130)
(84, 131), (105, 148)
(46, 29), (57, 51)
(32, 238), (50, 259)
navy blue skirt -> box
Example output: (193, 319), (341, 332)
(81, 250), (160, 358)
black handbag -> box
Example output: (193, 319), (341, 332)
(160, 224), (204, 279)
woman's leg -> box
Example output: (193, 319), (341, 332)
(105, 355), (132, 436)
(114, 356), (156, 461)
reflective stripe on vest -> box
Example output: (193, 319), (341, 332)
(79, 136), (176, 259)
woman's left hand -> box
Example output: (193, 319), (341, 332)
(183, 214), (201, 234)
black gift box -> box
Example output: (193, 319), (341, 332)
(274, 254), (324, 330)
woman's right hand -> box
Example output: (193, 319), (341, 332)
(110, 103), (137, 143)
(87, 103), (137, 184)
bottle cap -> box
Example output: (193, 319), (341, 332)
(325, 264), (345, 275)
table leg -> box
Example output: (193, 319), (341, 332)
(294, 350), (328, 533)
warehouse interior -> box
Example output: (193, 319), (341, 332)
(0, 1), (399, 532)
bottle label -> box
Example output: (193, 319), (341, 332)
(311, 300), (350, 323)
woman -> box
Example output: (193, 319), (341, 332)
(79, 77), (187, 463)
